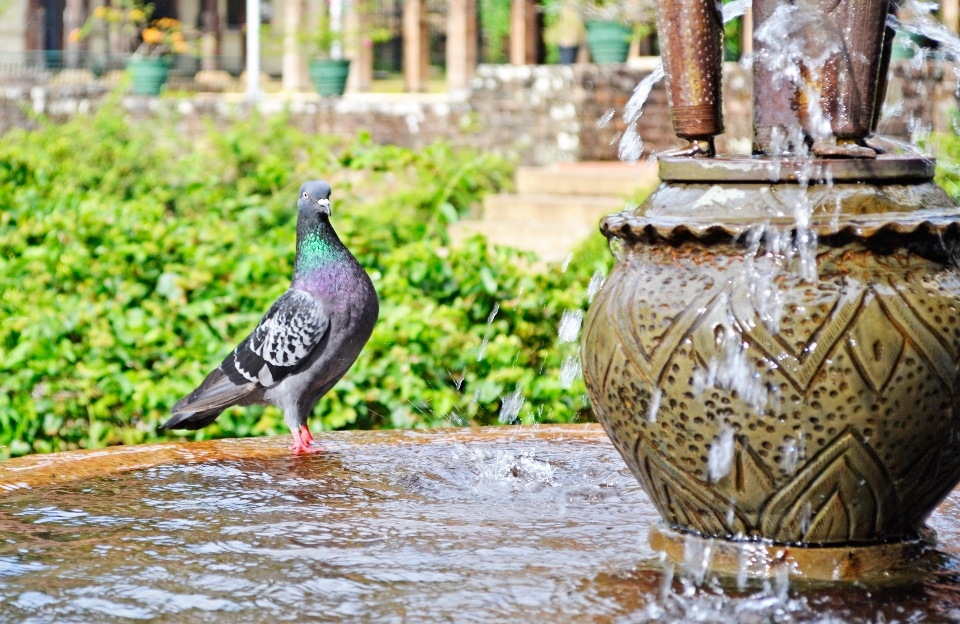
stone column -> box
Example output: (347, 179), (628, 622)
(403, 0), (428, 92)
(63, 0), (87, 66)
(740, 7), (752, 56)
(446, 0), (476, 92)
(510, 0), (525, 64)
(510, 0), (537, 65)
(944, 0), (958, 33)
(345, 0), (373, 92)
(200, 0), (221, 71)
(283, 0), (308, 91)
(246, 0), (262, 100)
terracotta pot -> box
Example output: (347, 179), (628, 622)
(581, 155), (960, 545)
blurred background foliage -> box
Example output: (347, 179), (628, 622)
(0, 100), (614, 458)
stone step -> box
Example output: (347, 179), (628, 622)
(482, 193), (628, 224)
(515, 161), (659, 197)
(448, 220), (599, 264)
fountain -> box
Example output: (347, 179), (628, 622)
(582, 0), (960, 580)
(8, 0), (960, 618)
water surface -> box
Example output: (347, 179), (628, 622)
(2, 426), (960, 622)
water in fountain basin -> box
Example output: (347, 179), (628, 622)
(5, 429), (960, 622)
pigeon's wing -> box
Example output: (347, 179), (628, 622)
(167, 289), (329, 420)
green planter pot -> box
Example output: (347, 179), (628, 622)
(585, 20), (631, 64)
(309, 59), (351, 97)
(127, 57), (170, 96)
(891, 30), (929, 60)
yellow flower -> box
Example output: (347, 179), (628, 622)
(128, 8), (145, 22)
(141, 27), (163, 44)
(68, 28), (82, 42)
(156, 17), (180, 30)
(93, 5), (106, 18)
(172, 40), (188, 54)
(171, 31), (184, 42)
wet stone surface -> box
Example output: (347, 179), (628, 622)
(2, 427), (960, 622)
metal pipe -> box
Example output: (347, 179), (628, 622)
(655, 0), (725, 146)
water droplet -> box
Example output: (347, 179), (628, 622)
(559, 356), (581, 389)
(707, 427), (735, 482)
(597, 108), (615, 128)
(558, 309), (584, 343)
(498, 387), (524, 424)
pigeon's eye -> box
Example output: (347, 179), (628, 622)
(302, 192), (308, 199)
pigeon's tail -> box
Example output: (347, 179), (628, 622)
(163, 366), (258, 431)
(159, 408), (225, 431)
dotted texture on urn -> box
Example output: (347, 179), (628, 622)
(582, 243), (960, 545)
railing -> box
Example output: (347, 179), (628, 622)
(0, 51), (246, 85)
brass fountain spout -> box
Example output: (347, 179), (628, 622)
(658, 0), (900, 157)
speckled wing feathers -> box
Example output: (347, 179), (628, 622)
(226, 289), (329, 387)
(168, 289), (328, 419)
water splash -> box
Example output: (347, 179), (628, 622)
(692, 295), (770, 413)
(559, 356), (582, 389)
(707, 427), (735, 481)
(558, 309), (584, 343)
(498, 386), (525, 424)
(893, 0), (960, 59)
(619, 63), (666, 164)
(477, 338), (489, 362)
(647, 388), (662, 423)
(681, 533), (714, 586)
(780, 435), (806, 474)
(451, 440), (556, 493)
(586, 270), (606, 304)
(598, 108), (616, 128)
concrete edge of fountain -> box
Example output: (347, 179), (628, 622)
(0, 423), (608, 490)
(649, 523), (937, 583)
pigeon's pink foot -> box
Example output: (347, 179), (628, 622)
(289, 429), (323, 454)
(300, 426), (316, 446)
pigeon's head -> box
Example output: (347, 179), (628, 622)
(298, 180), (333, 217)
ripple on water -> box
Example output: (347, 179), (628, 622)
(1, 429), (960, 623)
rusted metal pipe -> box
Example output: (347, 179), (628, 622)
(655, 0), (724, 152)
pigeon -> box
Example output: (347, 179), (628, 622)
(160, 180), (379, 454)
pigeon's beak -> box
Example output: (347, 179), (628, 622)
(316, 198), (331, 215)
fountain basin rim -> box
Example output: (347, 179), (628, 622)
(658, 154), (935, 183)
(0, 424), (607, 490)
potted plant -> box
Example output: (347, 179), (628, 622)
(545, 2), (585, 64)
(72, 1), (188, 96)
(577, 0), (654, 63)
(303, 11), (350, 97)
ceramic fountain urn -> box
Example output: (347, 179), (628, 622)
(581, 0), (960, 578)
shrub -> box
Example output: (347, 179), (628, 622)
(0, 103), (613, 457)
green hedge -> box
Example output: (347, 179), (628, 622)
(0, 102), (614, 458)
